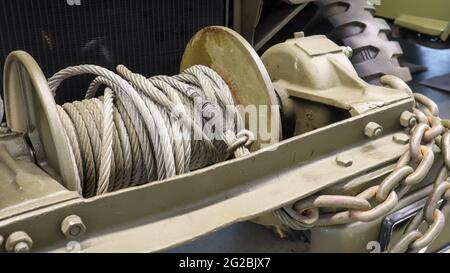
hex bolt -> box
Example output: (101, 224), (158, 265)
(336, 153), (353, 167)
(400, 111), (417, 128)
(61, 215), (87, 239)
(14, 242), (31, 253)
(364, 122), (383, 139)
(5, 231), (33, 253)
(0, 126), (11, 134)
(341, 46), (353, 58)
(393, 133), (410, 145)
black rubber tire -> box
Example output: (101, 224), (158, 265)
(305, 0), (412, 84)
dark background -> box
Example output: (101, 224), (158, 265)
(0, 0), (227, 103)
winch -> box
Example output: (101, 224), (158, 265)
(0, 26), (449, 253)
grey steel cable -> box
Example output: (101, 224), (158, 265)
(49, 64), (252, 197)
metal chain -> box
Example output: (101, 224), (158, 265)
(274, 89), (450, 253)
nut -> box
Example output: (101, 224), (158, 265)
(400, 111), (417, 128)
(364, 122), (383, 139)
(336, 153), (353, 167)
(5, 231), (33, 253)
(61, 215), (87, 239)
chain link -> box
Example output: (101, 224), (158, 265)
(273, 89), (450, 253)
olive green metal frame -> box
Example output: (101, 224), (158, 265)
(0, 97), (413, 252)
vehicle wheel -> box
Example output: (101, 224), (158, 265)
(304, 0), (412, 84)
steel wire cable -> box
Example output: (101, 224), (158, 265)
(48, 64), (252, 197)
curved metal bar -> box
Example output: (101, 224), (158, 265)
(380, 75), (414, 99)
(0, 95), (3, 123)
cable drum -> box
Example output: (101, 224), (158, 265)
(48, 64), (253, 197)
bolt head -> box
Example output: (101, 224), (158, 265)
(61, 215), (87, 239)
(0, 126), (11, 134)
(336, 153), (353, 167)
(293, 31), (305, 38)
(5, 231), (33, 253)
(393, 133), (410, 145)
(400, 111), (417, 128)
(341, 46), (353, 58)
(364, 122), (383, 139)
(14, 242), (31, 253)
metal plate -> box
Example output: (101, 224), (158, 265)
(3, 51), (80, 192)
(0, 99), (412, 252)
(379, 198), (426, 251)
(180, 26), (281, 150)
(381, 196), (450, 253)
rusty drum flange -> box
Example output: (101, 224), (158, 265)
(181, 26), (282, 150)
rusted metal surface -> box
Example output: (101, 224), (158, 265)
(181, 26), (282, 150)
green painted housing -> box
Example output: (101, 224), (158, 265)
(375, 0), (450, 41)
